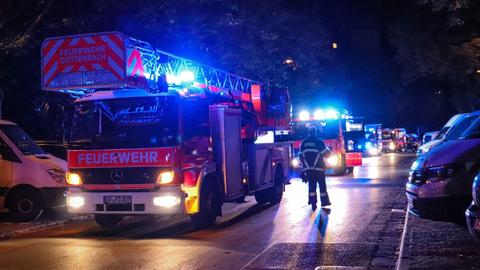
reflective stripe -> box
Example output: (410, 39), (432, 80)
(301, 149), (320, 154)
(320, 192), (327, 196)
(301, 167), (326, 172)
(309, 192), (317, 196)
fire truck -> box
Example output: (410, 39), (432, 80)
(382, 128), (406, 152)
(290, 108), (362, 175)
(41, 32), (292, 228)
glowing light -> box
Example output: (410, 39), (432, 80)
(325, 109), (339, 119)
(314, 109), (325, 120)
(157, 171), (175, 184)
(389, 142), (396, 151)
(368, 147), (378, 155)
(365, 142), (372, 149)
(327, 155), (339, 166)
(66, 173), (82, 186)
(179, 71), (195, 82)
(299, 110), (310, 121)
(153, 195), (181, 207)
(292, 158), (300, 168)
(67, 196), (84, 208)
(332, 42), (338, 49)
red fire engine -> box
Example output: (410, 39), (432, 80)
(41, 32), (292, 228)
(290, 108), (362, 175)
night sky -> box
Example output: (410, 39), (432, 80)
(0, 0), (475, 139)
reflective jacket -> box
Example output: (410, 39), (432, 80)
(299, 136), (331, 171)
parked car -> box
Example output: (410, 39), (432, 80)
(406, 117), (480, 218)
(0, 120), (67, 221)
(417, 113), (465, 155)
(422, 131), (439, 145)
(466, 173), (480, 242)
(402, 134), (421, 152)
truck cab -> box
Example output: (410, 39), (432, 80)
(0, 120), (67, 221)
(291, 109), (362, 175)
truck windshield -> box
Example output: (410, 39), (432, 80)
(70, 96), (180, 149)
(0, 124), (46, 155)
(460, 117), (480, 140)
(291, 120), (339, 140)
(382, 132), (393, 140)
(445, 115), (479, 141)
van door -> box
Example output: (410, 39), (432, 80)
(0, 136), (17, 206)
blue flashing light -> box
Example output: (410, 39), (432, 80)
(299, 110), (310, 121)
(325, 109), (339, 120)
(179, 71), (195, 82)
(365, 142), (372, 149)
(314, 109), (325, 120)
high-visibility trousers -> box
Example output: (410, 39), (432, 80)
(304, 170), (330, 205)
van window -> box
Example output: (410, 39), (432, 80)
(460, 118), (480, 139)
(446, 115), (479, 141)
(0, 136), (20, 162)
(0, 125), (46, 156)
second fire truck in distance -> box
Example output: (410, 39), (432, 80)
(41, 32), (292, 228)
(291, 108), (363, 175)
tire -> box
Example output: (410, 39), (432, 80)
(94, 215), (124, 228)
(190, 180), (221, 228)
(9, 188), (44, 222)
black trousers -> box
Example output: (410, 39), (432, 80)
(304, 170), (330, 205)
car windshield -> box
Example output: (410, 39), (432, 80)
(459, 117), (480, 139)
(70, 96), (180, 149)
(0, 124), (46, 155)
(445, 115), (479, 141)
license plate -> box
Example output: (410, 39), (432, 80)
(474, 219), (480, 230)
(104, 195), (132, 204)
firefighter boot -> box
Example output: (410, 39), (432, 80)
(320, 192), (331, 207)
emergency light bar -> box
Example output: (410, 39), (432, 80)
(297, 108), (350, 121)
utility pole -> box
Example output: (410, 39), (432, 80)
(0, 88), (3, 119)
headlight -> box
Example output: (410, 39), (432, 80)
(368, 147), (377, 155)
(425, 164), (457, 183)
(66, 172), (82, 186)
(157, 171), (175, 184)
(291, 158), (300, 168)
(47, 169), (66, 184)
(389, 142), (396, 150)
(327, 155), (339, 166)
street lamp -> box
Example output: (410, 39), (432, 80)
(332, 42), (338, 49)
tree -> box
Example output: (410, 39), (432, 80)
(389, 0), (480, 115)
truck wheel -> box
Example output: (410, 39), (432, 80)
(94, 215), (124, 228)
(9, 188), (44, 222)
(190, 181), (221, 228)
(254, 189), (269, 205)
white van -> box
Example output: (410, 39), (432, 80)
(417, 113), (465, 155)
(0, 120), (67, 221)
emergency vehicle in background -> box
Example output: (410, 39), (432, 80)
(364, 123), (382, 156)
(41, 32), (292, 228)
(382, 128), (406, 153)
(290, 108), (362, 175)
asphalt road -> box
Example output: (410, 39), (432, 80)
(0, 153), (414, 270)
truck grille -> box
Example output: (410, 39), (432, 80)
(70, 167), (160, 185)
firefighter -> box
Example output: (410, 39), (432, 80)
(299, 126), (332, 211)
